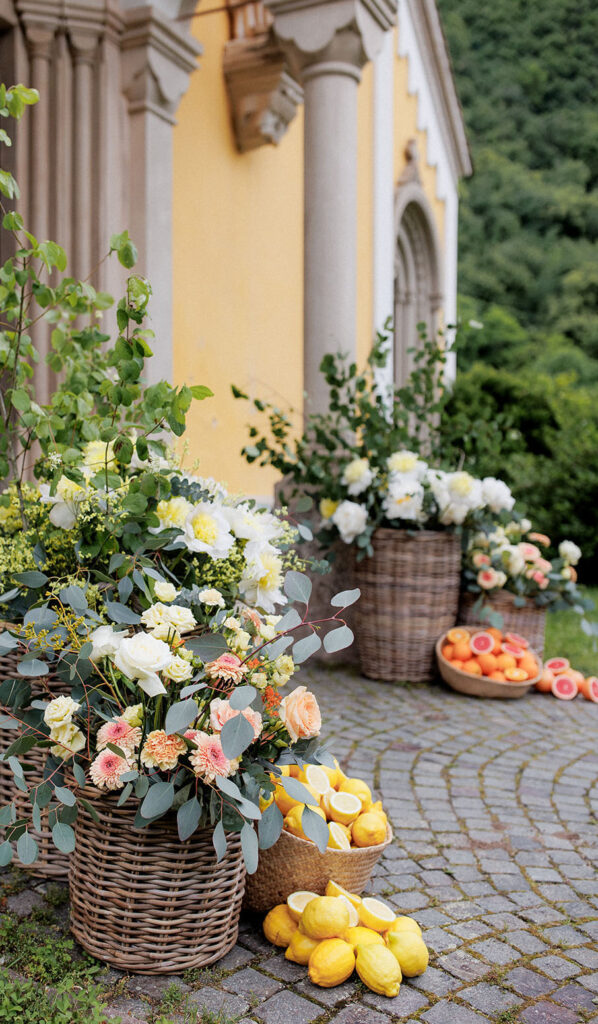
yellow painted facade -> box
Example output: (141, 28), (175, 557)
(173, 19), (446, 496)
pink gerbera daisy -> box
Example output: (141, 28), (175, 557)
(89, 749), (131, 791)
(188, 731), (235, 782)
(96, 718), (141, 755)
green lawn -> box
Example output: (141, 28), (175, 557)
(544, 585), (598, 676)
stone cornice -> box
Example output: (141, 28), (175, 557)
(264, 0), (398, 70)
(122, 5), (201, 123)
(16, 0), (125, 44)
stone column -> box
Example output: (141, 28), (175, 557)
(121, 4), (201, 384)
(265, 0), (397, 414)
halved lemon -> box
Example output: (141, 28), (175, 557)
(338, 778), (372, 812)
(323, 790), (362, 826)
(325, 881), (362, 909)
(358, 897), (396, 932)
(287, 890), (318, 922)
(301, 764), (333, 798)
(328, 822), (351, 850)
(338, 895), (359, 928)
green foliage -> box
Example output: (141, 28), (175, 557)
(0, 911), (99, 984)
(0, 974), (116, 1024)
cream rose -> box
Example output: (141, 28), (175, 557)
(154, 581), (177, 603)
(161, 604), (197, 634)
(279, 685), (321, 742)
(197, 588), (226, 608)
(121, 704), (143, 728)
(89, 625), (128, 662)
(44, 695), (81, 729)
(162, 655), (193, 683)
(49, 721), (85, 760)
(113, 632), (173, 697)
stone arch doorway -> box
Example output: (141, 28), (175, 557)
(394, 144), (443, 386)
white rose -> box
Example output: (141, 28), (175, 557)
(44, 695), (81, 729)
(163, 655), (193, 683)
(341, 458), (375, 497)
(383, 479), (425, 522)
(113, 632), (173, 697)
(161, 604), (197, 634)
(504, 545), (525, 576)
(154, 581), (177, 603)
(331, 500), (368, 544)
(140, 603), (168, 630)
(198, 588), (225, 608)
(150, 622), (181, 643)
(49, 721), (85, 760)
(482, 477), (515, 514)
(89, 625), (128, 662)
(559, 540), (581, 566)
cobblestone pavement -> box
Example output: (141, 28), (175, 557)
(2, 666), (598, 1023)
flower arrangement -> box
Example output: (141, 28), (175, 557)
(234, 329), (515, 557)
(0, 572), (357, 870)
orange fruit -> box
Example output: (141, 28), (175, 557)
(569, 669), (585, 686)
(487, 627), (502, 641)
(451, 660), (464, 670)
(496, 653), (516, 672)
(462, 659), (482, 675)
(447, 628), (470, 645)
(477, 652), (498, 676)
(505, 667), (528, 682)
(489, 671), (506, 681)
(442, 644), (454, 661)
(519, 656), (538, 679)
(535, 668), (554, 693)
(453, 641), (472, 662)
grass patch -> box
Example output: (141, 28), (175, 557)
(544, 585), (598, 675)
(0, 973), (115, 1024)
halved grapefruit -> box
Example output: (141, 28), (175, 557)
(551, 674), (578, 700)
(579, 676), (598, 703)
(470, 632), (495, 656)
(505, 632), (528, 649)
(501, 641), (526, 660)
(545, 657), (569, 674)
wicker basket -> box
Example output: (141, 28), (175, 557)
(69, 787), (246, 973)
(436, 631), (540, 699)
(0, 653), (71, 878)
(459, 591), (546, 656)
(353, 529), (461, 682)
(244, 824), (393, 914)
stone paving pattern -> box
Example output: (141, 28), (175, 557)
(2, 665), (598, 1023)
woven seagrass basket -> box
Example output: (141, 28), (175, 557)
(353, 529), (461, 682)
(459, 591), (546, 657)
(69, 787), (247, 973)
(244, 824), (393, 914)
(436, 631), (541, 699)
(0, 651), (71, 878)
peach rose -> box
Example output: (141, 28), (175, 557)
(528, 532), (550, 546)
(279, 685), (321, 743)
(210, 697), (262, 740)
(472, 552), (491, 568)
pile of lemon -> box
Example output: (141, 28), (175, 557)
(263, 883), (429, 998)
(266, 761), (388, 849)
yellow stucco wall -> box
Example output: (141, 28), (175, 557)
(173, 19), (445, 496)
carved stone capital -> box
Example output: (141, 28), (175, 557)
(121, 5), (201, 124)
(264, 0), (397, 79)
(224, 35), (302, 152)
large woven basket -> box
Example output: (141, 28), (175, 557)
(69, 787), (247, 974)
(244, 824), (393, 914)
(0, 651), (71, 878)
(353, 529), (461, 682)
(459, 591), (546, 656)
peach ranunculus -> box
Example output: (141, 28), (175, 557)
(471, 551), (491, 568)
(531, 570), (549, 590)
(204, 652), (246, 684)
(477, 567), (504, 590)
(528, 532), (550, 546)
(210, 697), (262, 740)
(279, 685), (321, 743)
(534, 557), (552, 574)
(518, 542), (541, 562)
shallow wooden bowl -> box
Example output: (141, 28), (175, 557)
(435, 628), (542, 699)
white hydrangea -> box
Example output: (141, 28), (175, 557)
(559, 540), (581, 566)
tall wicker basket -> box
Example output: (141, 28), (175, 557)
(353, 528), (461, 682)
(459, 591), (546, 657)
(69, 788), (247, 974)
(0, 651), (71, 878)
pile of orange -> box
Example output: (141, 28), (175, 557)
(440, 627), (539, 683)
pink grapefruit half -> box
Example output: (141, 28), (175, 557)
(551, 674), (578, 700)
(545, 657), (569, 674)
(501, 641), (526, 660)
(505, 631), (529, 649)
(470, 632), (495, 656)
(579, 676), (598, 703)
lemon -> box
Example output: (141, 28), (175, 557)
(338, 895), (359, 928)
(358, 897), (396, 932)
(301, 896), (350, 940)
(287, 890), (318, 922)
(327, 822), (351, 850)
(351, 812), (387, 848)
(276, 765), (291, 777)
(263, 904), (298, 947)
(318, 762), (340, 789)
(283, 803), (326, 840)
(343, 926), (385, 951)
(369, 801), (388, 827)
(355, 943), (402, 997)
(259, 792), (274, 811)
(325, 881), (362, 909)
(308, 938), (355, 987)
(385, 916), (422, 939)
(275, 780), (321, 817)
(300, 764), (332, 798)
(387, 932), (429, 977)
(285, 929), (320, 965)
(338, 777), (372, 812)
(333, 757), (347, 788)
(323, 790), (362, 826)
